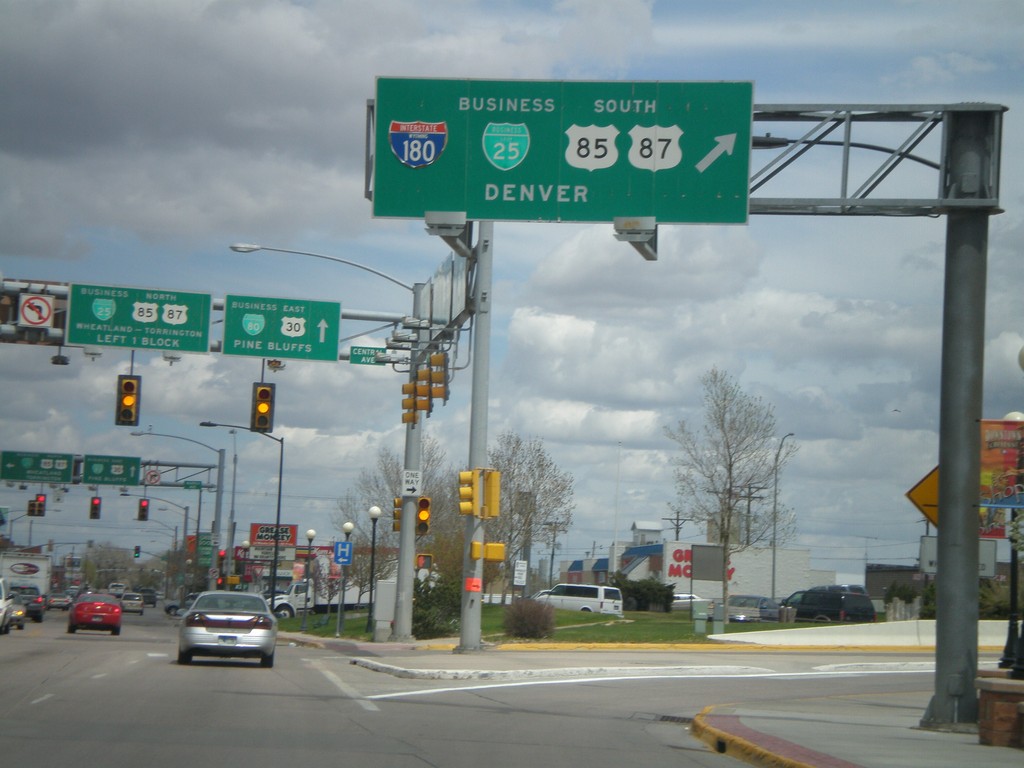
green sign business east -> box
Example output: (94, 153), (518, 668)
(373, 78), (753, 224)
(223, 294), (341, 362)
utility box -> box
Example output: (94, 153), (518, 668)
(373, 579), (396, 642)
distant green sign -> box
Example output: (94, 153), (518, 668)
(373, 78), (752, 224)
(349, 345), (385, 365)
(0, 451), (74, 483)
(222, 294), (341, 362)
(66, 284), (211, 353)
(81, 454), (141, 486)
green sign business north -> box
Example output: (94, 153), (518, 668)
(66, 284), (212, 353)
(81, 454), (141, 486)
(1, 451), (74, 483)
(222, 294), (341, 362)
(373, 78), (753, 224)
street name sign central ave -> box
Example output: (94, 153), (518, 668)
(373, 78), (753, 224)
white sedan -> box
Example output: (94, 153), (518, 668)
(177, 591), (278, 668)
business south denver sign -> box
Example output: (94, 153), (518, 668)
(372, 78), (753, 225)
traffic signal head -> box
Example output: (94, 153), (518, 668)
(133, 545), (141, 558)
(115, 374), (142, 426)
(416, 497), (431, 536)
(415, 553), (433, 571)
(393, 497), (402, 532)
(250, 382), (276, 432)
(137, 498), (149, 521)
(458, 469), (481, 516)
(483, 469), (501, 518)
(28, 493), (47, 516)
(401, 382), (418, 425)
(90, 496), (102, 520)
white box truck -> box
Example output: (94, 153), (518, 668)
(0, 552), (52, 623)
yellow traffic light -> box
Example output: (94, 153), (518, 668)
(115, 374), (142, 426)
(401, 382), (418, 424)
(429, 352), (449, 402)
(458, 469), (481, 516)
(416, 497), (431, 535)
(250, 382), (276, 432)
(483, 469), (501, 518)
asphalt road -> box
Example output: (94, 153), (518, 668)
(1, 606), (966, 767)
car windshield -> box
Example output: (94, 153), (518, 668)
(730, 596), (758, 608)
(123, 593), (141, 600)
(193, 595), (268, 613)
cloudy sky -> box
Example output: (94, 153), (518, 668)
(1, 0), (1022, 584)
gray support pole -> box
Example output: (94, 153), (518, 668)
(458, 221), (494, 652)
(208, 448), (226, 590)
(391, 283), (426, 641)
(922, 110), (995, 727)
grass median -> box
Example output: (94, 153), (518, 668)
(280, 605), (803, 644)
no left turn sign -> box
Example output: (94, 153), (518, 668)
(18, 294), (54, 328)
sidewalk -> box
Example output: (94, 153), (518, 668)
(280, 628), (1021, 767)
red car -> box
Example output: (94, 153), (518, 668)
(67, 593), (122, 635)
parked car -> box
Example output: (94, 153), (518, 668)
(177, 591), (277, 668)
(727, 595), (780, 622)
(808, 584), (869, 595)
(9, 594), (26, 630)
(782, 589), (876, 623)
(164, 592), (199, 616)
(138, 588), (158, 607)
(8, 585), (45, 623)
(68, 593), (122, 635)
(531, 583), (624, 616)
(48, 592), (73, 610)
(120, 592), (145, 615)
(672, 593), (702, 610)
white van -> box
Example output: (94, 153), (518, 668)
(533, 583), (623, 616)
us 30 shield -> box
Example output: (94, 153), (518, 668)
(482, 123), (530, 170)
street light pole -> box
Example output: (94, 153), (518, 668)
(365, 506), (382, 634)
(300, 528), (315, 632)
(131, 429), (226, 590)
(336, 521), (354, 637)
(771, 432), (795, 601)
(200, 422), (284, 610)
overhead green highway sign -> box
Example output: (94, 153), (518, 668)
(222, 294), (341, 362)
(1, 451), (74, 483)
(81, 454), (141, 486)
(66, 284), (212, 353)
(373, 78), (753, 224)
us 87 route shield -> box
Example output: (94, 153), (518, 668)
(373, 78), (753, 224)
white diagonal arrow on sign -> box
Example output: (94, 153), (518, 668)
(695, 133), (737, 173)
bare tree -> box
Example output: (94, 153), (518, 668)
(487, 431), (575, 602)
(330, 437), (456, 595)
(664, 367), (796, 620)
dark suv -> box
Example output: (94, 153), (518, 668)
(782, 589), (876, 623)
(9, 585), (46, 622)
(138, 588), (158, 607)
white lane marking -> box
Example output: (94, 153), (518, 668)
(147, 653), (169, 658)
(91, 673), (107, 679)
(311, 661), (379, 712)
(366, 667), (935, 700)
(31, 694), (54, 705)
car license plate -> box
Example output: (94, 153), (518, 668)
(218, 635), (237, 646)
(91, 616), (104, 622)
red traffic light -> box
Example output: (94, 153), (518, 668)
(137, 498), (150, 521)
(89, 496), (101, 520)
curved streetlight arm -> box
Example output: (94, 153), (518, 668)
(230, 244), (414, 293)
(130, 429), (220, 456)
